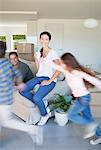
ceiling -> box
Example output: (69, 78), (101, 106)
(0, 0), (101, 24)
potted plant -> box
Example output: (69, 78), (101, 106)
(50, 94), (73, 126)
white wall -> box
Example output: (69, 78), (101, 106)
(36, 19), (101, 72)
(0, 19), (101, 72)
(100, 21), (101, 69)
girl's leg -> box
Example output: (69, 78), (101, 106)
(82, 105), (94, 122)
(68, 94), (98, 138)
(96, 127), (101, 136)
(33, 81), (56, 116)
(68, 101), (93, 125)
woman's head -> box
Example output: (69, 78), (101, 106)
(60, 53), (80, 71)
(40, 31), (51, 48)
(0, 41), (6, 58)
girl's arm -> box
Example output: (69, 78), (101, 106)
(80, 71), (101, 89)
(50, 61), (65, 73)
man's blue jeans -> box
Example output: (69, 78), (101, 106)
(68, 94), (95, 125)
(20, 76), (56, 116)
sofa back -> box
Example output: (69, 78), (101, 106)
(19, 58), (37, 76)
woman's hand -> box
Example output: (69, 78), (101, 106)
(34, 52), (39, 70)
(34, 52), (38, 61)
(40, 80), (51, 86)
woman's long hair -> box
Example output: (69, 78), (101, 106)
(61, 53), (96, 88)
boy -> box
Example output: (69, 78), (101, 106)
(0, 41), (43, 145)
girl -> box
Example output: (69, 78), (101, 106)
(20, 31), (60, 126)
(51, 52), (101, 139)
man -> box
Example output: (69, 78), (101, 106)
(9, 52), (33, 83)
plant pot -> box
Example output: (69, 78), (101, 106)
(55, 110), (68, 126)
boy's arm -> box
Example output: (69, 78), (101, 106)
(11, 65), (22, 84)
(11, 66), (26, 91)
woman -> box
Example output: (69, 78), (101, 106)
(20, 31), (60, 126)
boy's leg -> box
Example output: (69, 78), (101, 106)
(0, 105), (43, 145)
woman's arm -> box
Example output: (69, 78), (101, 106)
(80, 71), (101, 89)
(48, 59), (61, 82)
(34, 53), (39, 70)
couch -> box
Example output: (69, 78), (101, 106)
(12, 59), (71, 124)
(12, 59), (101, 124)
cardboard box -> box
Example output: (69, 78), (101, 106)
(18, 53), (34, 61)
(17, 43), (34, 54)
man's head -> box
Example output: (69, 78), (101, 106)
(9, 52), (19, 66)
(0, 41), (6, 58)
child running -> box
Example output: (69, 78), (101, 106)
(90, 127), (101, 145)
(0, 41), (43, 145)
(51, 52), (101, 139)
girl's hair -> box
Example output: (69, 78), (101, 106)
(61, 53), (96, 88)
(0, 41), (6, 58)
(40, 31), (51, 57)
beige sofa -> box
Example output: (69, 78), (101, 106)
(12, 59), (71, 124)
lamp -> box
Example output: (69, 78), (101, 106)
(0, 11), (38, 15)
(84, 18), (98, 28)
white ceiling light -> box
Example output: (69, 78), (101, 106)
(84, 18), (98, 28)
(0, 11), (37, 15)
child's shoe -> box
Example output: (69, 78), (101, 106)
(83, 122), (98, 139)
(28, 126), (43, 145)
(90, 137), (101, 145)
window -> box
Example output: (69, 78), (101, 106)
(12, 34), (26, 50)
(0, 35), (6, 42)
(0, 35), (7, 49)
